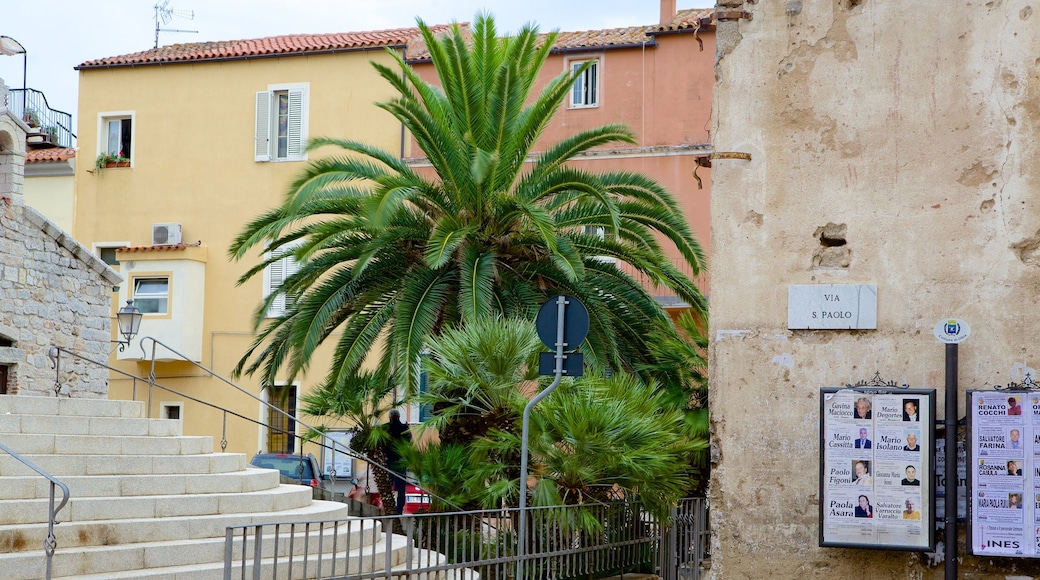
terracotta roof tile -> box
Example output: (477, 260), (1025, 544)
(77, 24), (453, 69)
(116, 244), (190, 253)
(408, 8), (713, 61)
(26, 148), (76, 163)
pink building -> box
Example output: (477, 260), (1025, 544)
(408, 2), (716, 308)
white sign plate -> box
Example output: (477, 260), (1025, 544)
(933, 318), (970, 344)
(788, 284), (877, 330)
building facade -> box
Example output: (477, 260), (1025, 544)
(0, 80), (119, 398)
(711, 0), (1040, 576)
(73, 26), (448, 458)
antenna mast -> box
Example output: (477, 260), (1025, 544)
(154, 1), (198, 49)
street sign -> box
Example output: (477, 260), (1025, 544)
(535, 295), (589, 352)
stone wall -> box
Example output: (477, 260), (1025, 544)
(0, 82), (121, 398)
(710, 0), (1040, 577)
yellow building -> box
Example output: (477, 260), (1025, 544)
(73, 26), (448, 467)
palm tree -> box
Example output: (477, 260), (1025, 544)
(404, 318), (700, 519)
(298, 371), (401, 515)
(228, 13), (706, 397)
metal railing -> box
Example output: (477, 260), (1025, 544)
(48, 338), (457, 510)
(6, 88), (76, 148)
(663, 498), (709, 580)
(224, 499), (685, 580)
(0, 441), (70, 580)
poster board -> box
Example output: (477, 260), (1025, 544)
(967, 390), (1037, 557)
(820, 388), (936, 550)
(321, 430), (354, 479)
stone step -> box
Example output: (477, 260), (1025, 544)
(0, 433), (212, 456)
(0, 413), (182, 437)
(0, 397), (145, 419)
(0, 484), (315, 526)
(2, 517), (400, 580)
(0, 499), (352, 555)
(1, 468), (280, 500)
(0, 503), (364, 557)
(0, 452), (246, 478)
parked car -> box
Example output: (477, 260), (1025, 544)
(249, 453), (326, 489)
(347, 483), (431, 514)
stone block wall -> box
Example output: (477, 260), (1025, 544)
(0, 82), (121, 398)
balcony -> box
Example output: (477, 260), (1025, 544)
(5, 88), (75, 149)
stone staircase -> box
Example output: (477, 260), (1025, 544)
(0, 395), (410, 579)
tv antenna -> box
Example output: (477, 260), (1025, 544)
(154, 1), (198, 48)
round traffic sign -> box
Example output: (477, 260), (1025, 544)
(535, 296), (589, 351)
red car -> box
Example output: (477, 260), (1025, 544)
(348, 483), (430, 514)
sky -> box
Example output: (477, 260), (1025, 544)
(0, 0), (713, 134)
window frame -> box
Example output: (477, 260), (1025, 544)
(582, 225), (617, 264)
(97, 111), (135, 165)
(255, 83), (309, 163)
(567, 57), (602, 109)
(131, 275), (171, 316)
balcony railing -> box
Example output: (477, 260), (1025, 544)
(6, 88), (76, 148)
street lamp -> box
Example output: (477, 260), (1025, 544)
(113, 300), (143, 352)
(0, 36), (26, 118)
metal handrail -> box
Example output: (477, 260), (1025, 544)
(7, 88), (76, 148)
(49, 339), (461, 511)
(0, 441), (70, 580)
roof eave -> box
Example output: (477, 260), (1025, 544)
(76, 43), (407, 71)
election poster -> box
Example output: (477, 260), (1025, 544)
(819, 388), (936, 550)
(967, 390), (1038, 557)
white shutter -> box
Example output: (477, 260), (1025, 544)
(286, 88), (305, 160)
(255, 91), (271, 162)
(571, 62), (583, 106)
(264, 250), (300, 317)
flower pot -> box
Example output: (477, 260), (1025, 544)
(105, 161), (131, 168)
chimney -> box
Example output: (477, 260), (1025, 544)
(660, 0), (677, 25)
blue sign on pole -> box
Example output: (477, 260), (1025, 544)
(535, 295), (589, 352)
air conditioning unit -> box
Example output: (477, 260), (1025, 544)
(151, 223), (183, 246)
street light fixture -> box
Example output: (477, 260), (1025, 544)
(113, 300), (143, 352)
(0, 36), (27, 117)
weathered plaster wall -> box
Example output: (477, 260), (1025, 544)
(710, 0), (1040, 577)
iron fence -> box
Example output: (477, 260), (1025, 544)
(7, 88), (76, 148)
(225, 499), (709, 580)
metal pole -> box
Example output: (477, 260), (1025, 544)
(944, 343), (958, 580)
(21, 50), (26, 116)
(518, 295), (568, 579)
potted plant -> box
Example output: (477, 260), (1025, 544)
(22, 110), (42, 131)
(94, 151), (130, 173)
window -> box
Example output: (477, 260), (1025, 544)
(263, 246), (300, 318)
(582, 226), (616, 264)
(266, 384), (298, 454)
(569, 59), (600, 108)
(98, 112), (134, 163)
(94, 242), (129, 267)
(161, 402), (182, 420)
(255, 84), (308, 162)
(405, 369), (434, 425)
(133, 277), (169, 314)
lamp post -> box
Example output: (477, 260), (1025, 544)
(0, 36), (26, 118)
(113, 300), (143, 352)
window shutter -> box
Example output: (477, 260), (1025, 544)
(264, 250), (300, 317)
(418, 370), (433, 422)
(264, 255), (285, 317)
(588, 61), (598, 105)
(571, 62), (583, 105)
(286, 88), (305, 159)
(255, 91), (271, 162)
